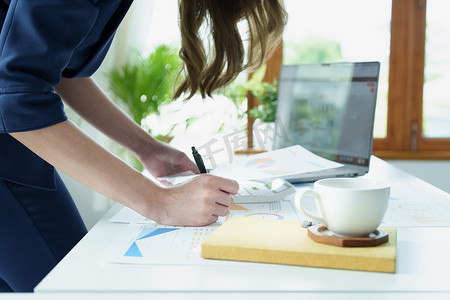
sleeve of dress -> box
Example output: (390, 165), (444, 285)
(0, 0), (99, 133)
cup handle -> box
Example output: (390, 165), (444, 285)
(294, 189), (327, 227)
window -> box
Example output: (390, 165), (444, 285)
(271, 0), (450, 159)
(422, 1), (450, 138)
(283, 0), (391, 139)
(374, 0), (450, 158)
(105, 0), (450, 159)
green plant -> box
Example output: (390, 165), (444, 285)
(223, 64), (278, 123)
(107, 45), (184, 170)
(108, 44), (183, 127)
(223, 65), (266, 108)
(248, 79), (278, 123)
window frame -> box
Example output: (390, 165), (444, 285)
(249, 0), (450, 159)
(372, 0), (450, 159)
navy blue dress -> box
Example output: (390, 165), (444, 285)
(0, 0), (133, 292)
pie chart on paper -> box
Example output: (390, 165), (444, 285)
(245, 158), (275, 169)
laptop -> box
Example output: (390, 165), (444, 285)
(273, 61), (380, 183)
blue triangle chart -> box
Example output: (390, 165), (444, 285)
(124, 242), (142, 257)
(124, 228), (180, 258)
(137, 228), (179, 240)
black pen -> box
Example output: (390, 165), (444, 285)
(191, 146), (207, 174)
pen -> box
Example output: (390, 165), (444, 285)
(191, 146), (207, 174)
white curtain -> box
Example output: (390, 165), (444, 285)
(93, 0), (157, 88)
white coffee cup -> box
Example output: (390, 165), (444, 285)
(295, 178), (390, 237)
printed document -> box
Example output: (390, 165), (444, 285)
(212, 145), (342, 181)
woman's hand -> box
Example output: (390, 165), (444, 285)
(146, 174), (239, 226)
(135, 141), (240, 226)
(138, 140), (199, 178)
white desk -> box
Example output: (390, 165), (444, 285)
(35, 157), (450, 296)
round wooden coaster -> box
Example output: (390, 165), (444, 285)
(307, 224), (389, 247)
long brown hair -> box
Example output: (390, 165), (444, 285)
(175, 0), (287, 99)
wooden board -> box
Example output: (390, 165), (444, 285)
(307, 225), (389, 247)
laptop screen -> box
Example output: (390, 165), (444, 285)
(273, 62), (380, 167)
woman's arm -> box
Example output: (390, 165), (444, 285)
(54, 77), (196, 177)
(11, 120), (153, 212)
(10, 120), (238, 226)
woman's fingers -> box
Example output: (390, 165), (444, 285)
(155, 174), (239, 226)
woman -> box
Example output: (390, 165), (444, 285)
(0, 0), (287, 292)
